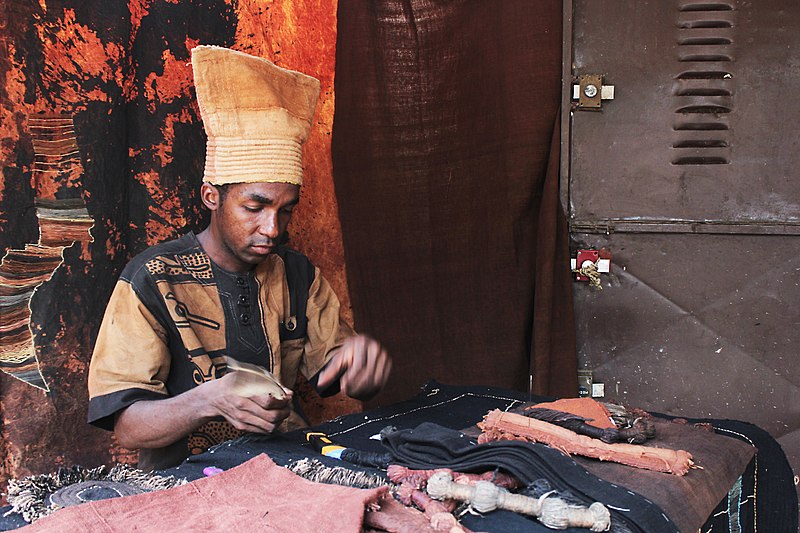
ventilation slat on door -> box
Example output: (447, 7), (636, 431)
(673, 2), (736, 165)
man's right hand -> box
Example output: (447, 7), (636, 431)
(205, 371), (293, 434)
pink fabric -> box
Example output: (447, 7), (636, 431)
(21, 454), (386, 532)
(364, 495), (438, 533)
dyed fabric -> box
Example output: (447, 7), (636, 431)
(0, 114), (93, 392)
(332, 0), (576, 404)
(6, 464), (186, 523)
(532, 398), (615, 429)
(363, 494), (443, 533)
(307, 382), (791, 533)
(3, 382), (788, 532)
(18, 454), (385, 533)
(479, 409), (694, 475)
(88, 232), (353, 469)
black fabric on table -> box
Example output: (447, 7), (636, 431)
(0, 514), (26, 531)
(309, 382), (795, 533)
(654, 416), (797, 533)
(555, 414), (753, 533)
(381, 422), (673, 533)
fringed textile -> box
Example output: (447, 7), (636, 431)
(5, 464), (187, 523)
(286, 458), (390, 490)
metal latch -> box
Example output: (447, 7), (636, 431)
(571, 249), (611, 290)
(572, 74), (615, 110)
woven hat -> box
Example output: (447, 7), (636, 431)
(191, 45), (321, 186)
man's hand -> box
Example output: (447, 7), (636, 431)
(114, 370), (292, 451)
(317, 334), (391, 401)
(206, 371), (293, 434)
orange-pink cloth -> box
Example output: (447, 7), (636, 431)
(20, 454), (386, 532)
(481, 410), (693, 475)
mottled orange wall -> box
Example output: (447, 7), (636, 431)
(0, 1), (132, 493)
(0, 0), (352, 491)
(228, 0), (358, 420)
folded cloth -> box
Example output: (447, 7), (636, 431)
(381, 422), (679, 533)
(479, 409), (694, 474)
(531, 398), (615, 429)
(18, 454), (386, 532)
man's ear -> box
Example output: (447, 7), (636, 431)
(200, 182), (220, 211)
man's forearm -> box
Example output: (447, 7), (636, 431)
(114, 373), (293, 450)
(114, 387), (215, 449)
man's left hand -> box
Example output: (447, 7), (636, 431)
(317, 335), (391, 401)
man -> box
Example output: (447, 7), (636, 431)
(87, 45), (391, 470)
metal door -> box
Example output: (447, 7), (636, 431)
(563, 0), (800, 495)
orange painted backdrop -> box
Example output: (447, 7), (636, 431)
(0, 0), (352, 489)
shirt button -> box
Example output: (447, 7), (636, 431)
(238, 294), (249, 305)
(240, 313), (251, 325)
(236, 277), (245, 286)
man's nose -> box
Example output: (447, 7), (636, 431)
(259, 212), (280, 239)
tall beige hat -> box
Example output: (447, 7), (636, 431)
(191, 45), (321, 186)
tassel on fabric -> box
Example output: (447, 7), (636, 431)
(285, 457), (390, 489)
(603, 403), (656, 443)
(387, 465), (520, 490)
(426, 471), (611, 532)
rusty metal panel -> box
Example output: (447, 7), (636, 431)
(567, 0), (800, 234)
(565, 0), (800, 504)
(569, 232), (800, 497)
(572, 233), (800, 424)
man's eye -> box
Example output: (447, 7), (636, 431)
(244, 205), (261, 213)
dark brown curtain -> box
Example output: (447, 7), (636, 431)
(332, 0), (577, 404)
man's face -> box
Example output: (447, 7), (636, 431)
(202, 181), (300, 272)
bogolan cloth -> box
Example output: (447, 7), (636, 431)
(87, 232), (354, 470)
(16, 454), (386, 533)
